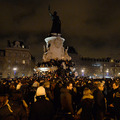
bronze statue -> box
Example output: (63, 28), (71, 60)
(48, 5), (61, 34)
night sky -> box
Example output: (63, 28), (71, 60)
(0, 0), (120, 62)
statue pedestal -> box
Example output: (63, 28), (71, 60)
(43, 35), (71, 62)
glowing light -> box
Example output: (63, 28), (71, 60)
(73, 68), (76, 71)
(34, 66), (58, 72)
(22, 60), (25, 64)
(106, 69), (109, 73)
(106, 69), (109, 76)
(81, 69), (84, 73)
(111, 59), (114, 62)
(13, 67), (17, 71)
(13, 67), (17, 76)
(81, 69), (85, 76)
(39, 67), (50, 71)
(45, 36), (65, 43)
(22, 45), (24, 48)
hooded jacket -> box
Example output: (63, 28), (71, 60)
(80, 94), (94, 120)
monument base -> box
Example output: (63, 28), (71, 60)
(43, 35), (71, 62)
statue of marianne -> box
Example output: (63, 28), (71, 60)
(48, 5), (61, 34)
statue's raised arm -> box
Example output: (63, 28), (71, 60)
(48, 5), (61, 34)
(48, 5), (52, 17)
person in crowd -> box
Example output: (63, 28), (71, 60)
(9, 90), (28, 120)
(16, 81), (22, 90)
(53, 81), (62, 112)
(60, 81), (74, 120)
(76, 87), (94, 120)
(93, 82), (106, 120)
(0, 94), (16, 120)
(0, 84), (15, 120)
(106, 80), (115, 119)
(29, 86), (55, 120)
(0, 84), (27, 120)
(32, 80), (39, 88)
(44, 81), (54, 102)
(109, 81), (120, 120)
(9, 81), (16, 93)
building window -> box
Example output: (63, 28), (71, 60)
(23, 54), (25, 57)
(16, 60), (18, 63)
(23, 66), (25, 70)
(22, 45), (24, 48)
(0, 52), (3, 56)
(22, 60), (25, 64)
(7, 52), (10, 57)
(8, 60), (11, 63)
(8, 65), (10, 70)
(16, 53), (18, 57)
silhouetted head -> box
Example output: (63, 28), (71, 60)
(53, 11), (57, 15)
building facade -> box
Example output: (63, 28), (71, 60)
(68, 47), (120, 79)
(0, 41), (35, 78)
(0, 50), (5, 78)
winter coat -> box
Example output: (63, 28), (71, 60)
(93, 88), (105, 120)
(60, 88), (74, 114)
(80, 94), (94, 120)
(54, 83), (61, 110)
(29, 96), (54, 120)
(113, 87), (120, 119)
(113, 88), (120, 109)
(45, 88), (54, 102)
(93, 89), (105, 112)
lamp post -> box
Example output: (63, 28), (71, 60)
(81, 69), (85, 77)
(13, 67), (17, 78)
(110, 59), (116, 78)
(102, 63), (106, 79)
(106, 69), (109, 76)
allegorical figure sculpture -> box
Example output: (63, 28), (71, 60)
(48, 6), (61, 34)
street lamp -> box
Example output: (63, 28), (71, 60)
(13, 67), (17, 77)
(81, 69), (85, 76)
(106, 69), (109, 76)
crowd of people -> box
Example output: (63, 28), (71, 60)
(0, 75), (120, 120)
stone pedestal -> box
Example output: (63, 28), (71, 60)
(43, 35), (71, 62)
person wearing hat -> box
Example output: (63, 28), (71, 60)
(29, 86), (55, 120)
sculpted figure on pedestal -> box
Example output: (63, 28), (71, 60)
(48, 5), (61, 34)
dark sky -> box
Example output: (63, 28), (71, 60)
(0, 0), (120, 62)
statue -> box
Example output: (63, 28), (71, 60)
(48, 5), (61, 34)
